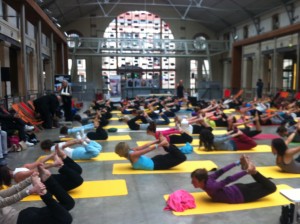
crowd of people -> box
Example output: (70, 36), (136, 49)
(1, 80), (300, 223)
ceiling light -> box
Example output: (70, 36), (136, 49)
(56, 23), (61, 27)
(44, 8), (52, 14)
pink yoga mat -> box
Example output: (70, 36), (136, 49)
(252, 133), (279, 140)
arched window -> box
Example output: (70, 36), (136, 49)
(102, 11), (176, 91)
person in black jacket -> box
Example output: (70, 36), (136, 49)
(33, 94), (60, 129)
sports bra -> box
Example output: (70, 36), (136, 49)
(128, 150), (154, 170)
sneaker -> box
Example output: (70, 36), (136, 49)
(25, 141), (34, 147)
(25, 125), (35, 131)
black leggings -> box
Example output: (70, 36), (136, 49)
(152, 144), (186, 170)
(17, 176), (74, 224)
(241, 127), (261, 138)
(235, 171), (277, 202)
(169, 132), (193, 144)
(87, 126), (108, 140)
(51, 156), (84, 192)
(127, 115), (148, 130)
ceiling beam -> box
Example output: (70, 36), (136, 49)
(106, 0), (121, 17)
(167, 0), (183, 18)
(95, 0), (107, 16)
(182, 1), (193, 19)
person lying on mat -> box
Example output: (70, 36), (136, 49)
(227, 113), (262, 138)
(119, 110), (170, 130)
(199, 128), (257, 151)
(191, 155), (277, 203)
(276, 121), (300, 145)
(0, 164), (74, 224)
(60, 110), (108, 141)
(174, 114), (213, 135)
(146, 122), (193, 144)
(271, 138), (300, 173)
(0, 145), (84, 193)
(40, 137), (102, 160)
(115, 133), (186, 170)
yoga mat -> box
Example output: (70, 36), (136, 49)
(110, 117), (175, 122)
(113, 160), (217, 174)
(256, 166), (300, 179)
(60, 135), (131, 141)
(223, 109), (236, 114)
(191, 129), (227, 136)
(163, 184), (292, 216)
(136, 139), (199, 147)
(252, 133), (279, 140)
(103, 124), (176, 129)
(37, 152), (126, 163)
(22, 179), (128, 201)
(193, 145), (271, 154)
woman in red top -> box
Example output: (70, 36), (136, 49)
(146, 122), (193, 144)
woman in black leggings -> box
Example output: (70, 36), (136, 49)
(17, 165), (74, 224)
(0, 145), (84, 193)
(115, 135), (186, 170)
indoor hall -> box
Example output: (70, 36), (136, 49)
(2, 0), (300, 224)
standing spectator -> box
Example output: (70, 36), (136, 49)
(176, 80), (185, 99)
(59, 80), (73, 122)
(33, 94), (60, 129)
(256, 79), (264, 99)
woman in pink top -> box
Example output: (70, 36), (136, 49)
(147, 122), (193, 144)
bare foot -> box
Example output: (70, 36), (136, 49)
(30, 180), (46, 195)
(38, 164), (51, 182)
(247, 161), (257, 175)
(53, 155), (64, 168)
(55, 144), (67, 159)
(31, 171), (41, 185)
(240, 154), (250, 170)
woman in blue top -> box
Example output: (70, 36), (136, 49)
(191, 155), (276, 203)
(115, 134), (186, 170)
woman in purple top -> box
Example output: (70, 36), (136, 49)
(191, 155), (276, 203)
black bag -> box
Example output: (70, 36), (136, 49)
(280, 203), (294, 224)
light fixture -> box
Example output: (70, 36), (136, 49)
(44, 8), (52, 14)
(56, 23), (61, 27)
(233, 35), (239, 40)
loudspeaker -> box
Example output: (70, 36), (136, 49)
(1, 67), (10, 82)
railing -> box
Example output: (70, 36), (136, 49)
(67, 37), (230, 57)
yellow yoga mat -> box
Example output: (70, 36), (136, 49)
(113, 160), (217, 174)
(191, 129), (227, 136)
(60, 135), (131, 142)
(104, 124), (175, 129)
(256, 166), (300, 179)
(163, 184), (292, 216)
(223, 109), (236, 114)
(37, 152), (126, 163)
(22, 179), (128, 202)
(110, 117), (175, 122)
(193, 145), (271, 155)
(136, 140), (199, 147)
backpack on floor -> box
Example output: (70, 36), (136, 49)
(280, 203), (294, 224)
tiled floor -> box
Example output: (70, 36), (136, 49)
(8, 105), (297, 224)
